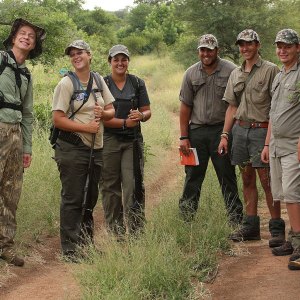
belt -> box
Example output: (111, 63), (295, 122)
(190, 122), (224, 129)
(235, 120), (269, 128)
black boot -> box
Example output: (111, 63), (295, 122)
(230, 215), (261, 242)
(269, 218), (285, 248)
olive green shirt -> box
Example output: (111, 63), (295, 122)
(223, 57), (279, 122)
(0, 52), (33, 154)
(179, 57), (236, 127)
(52, 74), (114, 149)
(269, 59), (300, 157)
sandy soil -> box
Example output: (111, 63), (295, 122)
(207, 209), (300, 300)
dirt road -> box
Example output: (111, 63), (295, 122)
(207, 209), (300, 300)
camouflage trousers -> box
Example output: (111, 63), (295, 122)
(0, 122), (23, 251)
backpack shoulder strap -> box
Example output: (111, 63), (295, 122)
(103, 75), (110, 89)
(64, 71), (82, 114)
(91, 71), (103, 94)
(65, 71), (81, 100)
(128, 74), (140, 97)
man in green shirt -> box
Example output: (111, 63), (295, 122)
(262, 29), (300, 270)
(0, 18), (45, 266)
(218, 29), (284, 247)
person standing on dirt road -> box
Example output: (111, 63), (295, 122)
(261, 29), (300, 270)
(102, 45), (151, 237)
(0, 18), (46, 267)
(218, 29), (285, 247)
(52, 40), (115, 261)
(178, 34), (243, 225)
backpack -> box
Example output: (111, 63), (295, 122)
(0, 51), (31, 111)
(49, 71), (103, 146)
(66, 71), (103, 104)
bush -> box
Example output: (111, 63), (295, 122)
(33, 101), (52, 131)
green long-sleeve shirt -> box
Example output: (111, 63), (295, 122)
(0, 52), (33, 154)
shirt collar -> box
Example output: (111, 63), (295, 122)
(240, 56), (262, 72)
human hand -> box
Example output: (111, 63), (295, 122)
(218, 138), (228, 155)
(179, 139), (191, 156)
(23, 153), (32, 168)
(261, 146), (269, 163)
(94, 102), (104, 119)
(86, 118), (100, 133)
(128, 109), (143, 122)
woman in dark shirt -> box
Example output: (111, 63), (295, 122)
(102, 44), (151, 237)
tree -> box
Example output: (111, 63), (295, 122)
(145, 3), (183, 45)
(179, 0), (299, 64)
(0, 0), (79, 64)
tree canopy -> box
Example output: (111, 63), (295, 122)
(0, 0), (299, 68)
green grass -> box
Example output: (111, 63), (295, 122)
(16, 130), (60, 244)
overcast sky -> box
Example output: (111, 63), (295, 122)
(83, 0), (135, 11)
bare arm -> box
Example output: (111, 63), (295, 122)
(179, 102), (192, 155)
(218, 104), (237, 154)
(53, 110), (100, 133)
(261, 121), (272, 163)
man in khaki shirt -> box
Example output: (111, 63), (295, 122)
(0, 19), (45, 266)
(261, 29), (300, 270)
(218, 29), (284, 247)
(179, 34), (243, 225)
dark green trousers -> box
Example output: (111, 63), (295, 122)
(54, 139), (102, 255)
(102, 133), (145, 235)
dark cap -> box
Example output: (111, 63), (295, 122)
(108, 44), (130, 59)
(3, 18), (46, 59)
(235, 29), (260, 45)
(64, 40), (91, 55)
(274, 29), (299, 45)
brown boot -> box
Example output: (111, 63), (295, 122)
(269, 218), (285, 248)
(1, 249), (24, 267)
(272, 241), (293, 256)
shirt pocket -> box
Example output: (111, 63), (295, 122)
(233, 81), (245, 103)
(286, 83), (300, 104)
(215, 77), (228, 97)
(191, 78), (206, 96)
(253, 80), (268, 93)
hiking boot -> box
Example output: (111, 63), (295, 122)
(269, 233), (285, 248)
(288, 248), (300, 270)
(272, 241), (294, 256)
(229, 215), (261, 242)
(0, 249), (24, 267)
(269, 218), (285, 248)
(230, 227), (261, 242)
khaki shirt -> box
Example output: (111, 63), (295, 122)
(52, 75), (114, 149)
(0, 52), (33, 154)
(179, 57), (236, 126)
(223, 57), (279, 122)
(269, 59), (300, 157)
